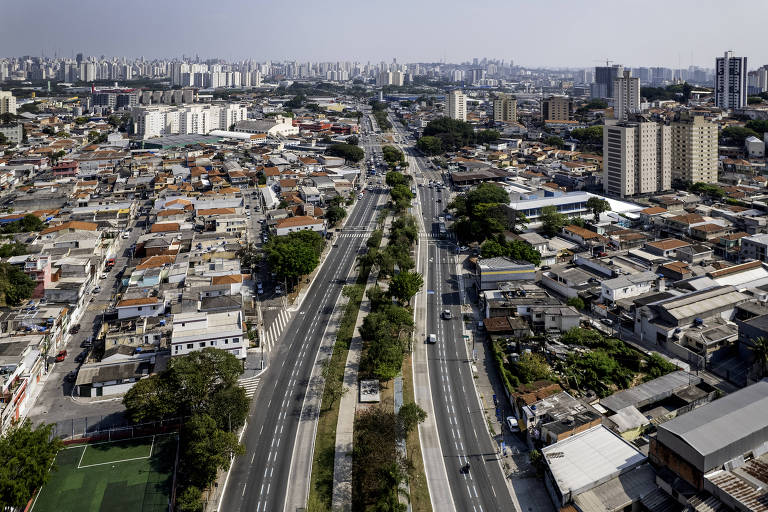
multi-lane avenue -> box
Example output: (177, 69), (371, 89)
(391, 118), (519, 512)
(222, 116), (387, 512)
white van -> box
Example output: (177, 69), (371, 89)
(427, 333), (437, 344)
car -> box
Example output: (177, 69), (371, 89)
(55, 350), (67, 362)
(601, 318), (614, 326)
(436, 198), (442, 202)
(506, 416), (520, 433)
(122, 232), (130, 239)
(100, 273), (108, 279)
(93, 286), (101, 294)
(333, 243), (339, 247)
(442, 309), (452, 320)
(459, 245), (469, 253)
(427, 333), (437, 344)
(70, 324), (81, 335)
(75, 350), (88, 363)
(81, 337), (93, 348)
(65, 370), (77, 382)
(275, 285), (283, 294)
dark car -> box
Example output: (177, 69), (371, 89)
(70, 324), (81, 335)
(75, 350), (88, 363)
(65, 370), (77, 382)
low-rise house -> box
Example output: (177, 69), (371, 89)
(475, 257), (536, 290)
(676, 244), (714, 264)
(519, 391), (602, 446)
(116, 296), (166, 320)
(601, 271), (657, 304)
(274, 215), (325, 236)
(171, 310), (246, 359)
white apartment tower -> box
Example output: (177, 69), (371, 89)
(446, 89), (466, 121)
(613, 70), (640, 121)
(0, 91), (17, 115)
(715, 51), (747, 110)
(603, 119), (671, 198)
(671, 114), (719, 184)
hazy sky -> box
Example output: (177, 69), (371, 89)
(3, 0), (766, 68)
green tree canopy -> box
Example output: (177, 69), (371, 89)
(416, 135), (443, 155)
(544, 136), (564, 148)
(389, 271), (423, 305)
(0, 420), (62, 510)
(721, 126), (759, 145)
(385, 171), (407, 187)
(327, 143), (364, 163)
(325, 205), (347, 227)
(541, 205), (567, 237)
(381, 145), (405, 167)
(570, 126), (603, 146)
(264, 230), (324, 282)
(586, 197), (611, 219)
(0, 262), (35, 306)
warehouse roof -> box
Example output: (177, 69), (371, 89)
(657, 379), (768, 472)
(652, 285), (747, 321)
(600, 371), (694, 414)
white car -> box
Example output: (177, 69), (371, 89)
(506, 416), (520, 433)
(427, 333), (437, 344)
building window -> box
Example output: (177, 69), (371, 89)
(187, 344), (193, 349)
(199, 342), (205, 347)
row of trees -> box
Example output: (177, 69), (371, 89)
(123, 349), (249, 511)
(418, 117), (499, 153)
(327, 143), (365, 163)
(381, 145), (406, 168)
(480, 235), (542, 265)
(352, 404), (426, 511)
(1, 214), (45, 234)
(385, 170), (415, 213)
(264, 230), (325, 287)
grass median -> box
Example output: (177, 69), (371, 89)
(403, 353), (432, 512)
(307, 270), (369, 509)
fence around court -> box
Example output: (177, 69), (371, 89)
(52, 415), (183, 444)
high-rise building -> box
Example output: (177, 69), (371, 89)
(613, 70), (640, 121)
(671, 114), (719, 184)
(715, 51), (747, 110)
(446, 89), (466, 121)
(492, 93), (517, 122)
(592, 65), (623, 99)
(0, 91), (17, 115)
(603, 119), (671, 198)
(541, 96), (572, 121)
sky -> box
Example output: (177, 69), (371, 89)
(3, 0), (767, 69)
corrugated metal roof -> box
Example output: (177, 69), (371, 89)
(573, 464), (657, 512)
(658, 380), (768, 465)
(543, 425), (646, 497)
(600, 371), (695, 413)
(657, 286), (747, 320)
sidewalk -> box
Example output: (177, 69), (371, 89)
(457, 255), (554, 512)
(331, 214), (390, 512)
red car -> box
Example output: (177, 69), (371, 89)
(55, 350), (67, 362)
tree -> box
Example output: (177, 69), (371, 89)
(122, 373), (176, 423)
(748, 96), (764, 105)
(540, 205), (567, 237)
(0, 420), (62, 510)
(397, 402), (426, 439)
(544, 136), (564, 148)
(480, 239), (506, 258)
(570, 126), (603, 146)
(264, 231), (324, 282)
(284, 93), (306, 109)
(0, 263), (34, 306)
(180, 413), (244, 488)
(208, 385), (250, 432)
(385, 171), (407, 187)
(513, 353), (552, 384)
(0, 242), (26, 258)
(327, 143), (364, 163)
(721, 126), (759, 145)
(389, 184), (414, 212)
(382, 145), (405, 167)
(175, 486), (204, 512)
(389, 271), (423, 305)
(749, 337), (768, 379)
(746, 120), (768, 134)
(416, 135), (443, 155)
(586, 197), (611, 219)
(321, 359), (347, 410)
(325, 205), (347, 227)
(567, 297), (585, 310)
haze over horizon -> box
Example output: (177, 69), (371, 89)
(3, 0), (767, 69)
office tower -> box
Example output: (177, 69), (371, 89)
(592, 64), (623, 99)
(446, 90), (466, 121)
(0, 91), (17, 115)
(613, 70), (640, 120)
(390, 70), (404, 87)
(715, 51), (747, 110)
(493, 93), (517, 122)
(603, 119), (671, 198)
(671, 114), (719, 184)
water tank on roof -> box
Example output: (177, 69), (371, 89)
(694, 318), (704, 325)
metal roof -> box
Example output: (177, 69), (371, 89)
(657, 379), (768, 471)
(600, 371), (697, 413)
(543, 425), (646, 498)
(654, 286), (747, 320)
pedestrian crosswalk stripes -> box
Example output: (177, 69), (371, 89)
(238, 376), (261, 398)
(263, 309), (291, 350)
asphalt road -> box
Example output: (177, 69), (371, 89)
(391, 119), (517, 512)
(222, 158), (386, 511)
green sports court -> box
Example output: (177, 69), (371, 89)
(30, 433), (177, 512)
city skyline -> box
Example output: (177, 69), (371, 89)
(3, 0), (768, 68)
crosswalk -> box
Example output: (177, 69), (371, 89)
(239, 376), (261, 399)
(337, 232), (371, 238)
(263, 309), (291, 350)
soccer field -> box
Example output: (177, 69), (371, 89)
(30, 433), (177, 512)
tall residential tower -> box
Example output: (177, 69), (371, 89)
(715, 51), (747, 110)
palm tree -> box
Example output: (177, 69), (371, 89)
(750, 336), (768, 379)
